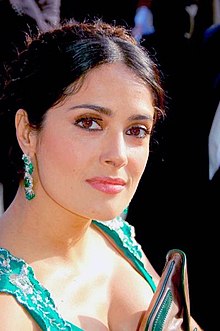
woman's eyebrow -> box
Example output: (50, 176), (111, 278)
(69, 104), (153, 121)
(128, 114), (153, 122)
(69, 104), (112, 116)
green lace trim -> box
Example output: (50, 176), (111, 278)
(0, 248), (81, 330)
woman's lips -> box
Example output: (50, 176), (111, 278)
(86, 177), (126, 194)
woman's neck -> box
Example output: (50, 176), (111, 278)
(0, 186), (93, 264)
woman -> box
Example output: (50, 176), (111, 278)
(0, 20), (201, 330)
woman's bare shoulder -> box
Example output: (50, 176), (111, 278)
(0, 293), (38, 330)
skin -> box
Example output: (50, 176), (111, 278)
(33, 62), (154, 222)
(0, 62), (201, 330)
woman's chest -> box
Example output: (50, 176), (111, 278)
(34, 253), (150, 331)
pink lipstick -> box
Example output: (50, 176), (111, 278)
(86, 177), (126, 194)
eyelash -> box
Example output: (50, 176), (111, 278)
(74, 116), (151, 138)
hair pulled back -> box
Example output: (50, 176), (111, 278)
(0, 19), (165, 195)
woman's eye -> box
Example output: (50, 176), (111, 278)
(126, 126), (151, 138)
(75, 117), (102, 130)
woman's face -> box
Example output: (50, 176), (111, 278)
(34, 63), (155, 220)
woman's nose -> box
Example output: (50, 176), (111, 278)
(100, 133), (128, 168)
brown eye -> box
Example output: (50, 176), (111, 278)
(75, 117), (102, 130)
(81, 118), (93, 129)
(126, 126), (150, 138)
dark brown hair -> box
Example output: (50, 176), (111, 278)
(0, 19), (165, 194)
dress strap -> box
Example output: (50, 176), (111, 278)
(93, 217), (156, 293)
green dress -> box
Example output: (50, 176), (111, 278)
(0, 217), (156, 330)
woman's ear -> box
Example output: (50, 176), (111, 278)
(15, 109), (37, 156)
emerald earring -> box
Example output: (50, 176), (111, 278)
(22, 153), (35, 200)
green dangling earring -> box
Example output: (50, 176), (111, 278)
(22, 153), (35, 200)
